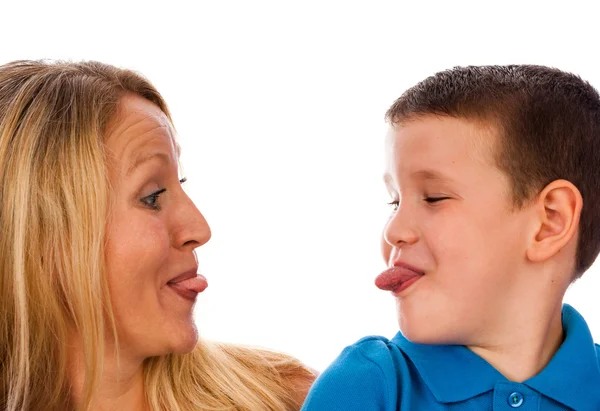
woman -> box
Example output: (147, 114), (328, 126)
(0, 60), (314, 411)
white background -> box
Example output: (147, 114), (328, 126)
(2, 0), (600, 372)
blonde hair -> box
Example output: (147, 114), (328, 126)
(0, 60), (314, 411)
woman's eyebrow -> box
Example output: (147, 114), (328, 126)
(383, 173), (393, 185)
(127, 151), (170, 175)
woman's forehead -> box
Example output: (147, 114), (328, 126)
(105, 95), (172, 140)
(104, 95), (179, 171)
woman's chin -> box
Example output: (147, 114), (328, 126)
(133, 317), (200, 357)
(167, 324), (199, 354)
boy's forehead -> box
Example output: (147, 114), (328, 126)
(384, 115), (500, 179)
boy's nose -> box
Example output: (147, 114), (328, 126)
(383, 206), (418, 248)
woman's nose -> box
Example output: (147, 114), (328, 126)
(171, 193), (212, 251)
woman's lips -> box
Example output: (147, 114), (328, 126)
(167, 274), (208, 302)
(375, 265), (423, 294)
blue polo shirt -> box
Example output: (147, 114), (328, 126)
(301, 305), (600, 410)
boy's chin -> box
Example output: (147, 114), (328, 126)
(398, 318), (461, 346)
(401, 327), (437, 345)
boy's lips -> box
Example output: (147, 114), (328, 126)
(375, 263), (424, 294)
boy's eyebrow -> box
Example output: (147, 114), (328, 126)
(411, 169), (454, 183)
(383, 170), (455, 185)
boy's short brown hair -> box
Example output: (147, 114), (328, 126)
(386, 65), (600, 278)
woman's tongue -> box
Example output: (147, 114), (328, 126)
(170, 274), (208, 293)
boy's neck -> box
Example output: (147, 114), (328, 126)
(467, 300), (564, 382)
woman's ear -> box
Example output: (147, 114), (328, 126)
(526, 179), (582, 263)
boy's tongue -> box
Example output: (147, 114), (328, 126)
(375, 266), (422, 291)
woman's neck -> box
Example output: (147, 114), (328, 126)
(67, 336), (148, 411)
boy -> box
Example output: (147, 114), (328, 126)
(301, 66), (600, 410)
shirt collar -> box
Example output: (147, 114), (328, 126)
(524, 304), (600, 410)
(391, 304), (600, 407)
(391, 332), (506, 403)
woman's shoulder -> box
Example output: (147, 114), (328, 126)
(211, 342), (317, 409)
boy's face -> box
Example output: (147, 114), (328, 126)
(381, 115), (534, 345)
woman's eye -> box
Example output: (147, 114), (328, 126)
(424, 196), (449, 204)
(141, 188), (166, 210)
(387, 200), (399, 211)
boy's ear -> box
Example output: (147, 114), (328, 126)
(526, 179), (582, 263)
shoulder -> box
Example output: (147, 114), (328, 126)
(285, 368), (318, 409)
(206, 342), (317, 410)
(325, 335), (401, 379)
(352, 335), (402, 365)
(301, 335), (403, 411)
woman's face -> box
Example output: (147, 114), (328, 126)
(104, 94), (211, 358)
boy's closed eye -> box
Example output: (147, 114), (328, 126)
(386, 196), (450, 211)
(424, 196), (450, 204)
